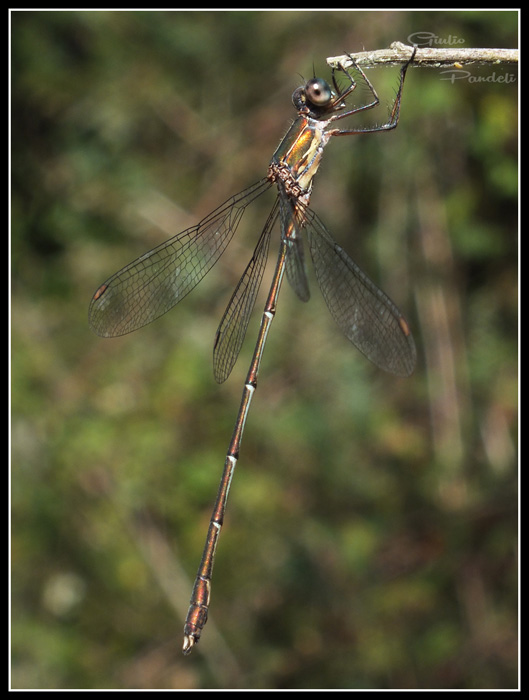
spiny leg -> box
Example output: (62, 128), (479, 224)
(329, 45), (417, 134)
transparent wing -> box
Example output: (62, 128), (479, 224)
(213, 198), (279, 384)
(279, 188), (310, 302)
(303, 206), (416, 377)
(88, 178), (272, 338)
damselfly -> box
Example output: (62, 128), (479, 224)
(89, 47), (417, 654)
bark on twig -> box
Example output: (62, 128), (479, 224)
(327, 41), (518, 69)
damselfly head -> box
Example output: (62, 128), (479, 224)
(292, 77), (337, 117)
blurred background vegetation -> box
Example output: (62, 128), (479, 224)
(11, 9), (518, 690)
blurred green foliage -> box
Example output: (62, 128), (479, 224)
(11, 10), (517, 690)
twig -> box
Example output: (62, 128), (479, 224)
(327, 41), (519, 69)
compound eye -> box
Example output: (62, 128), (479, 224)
(304, 78), (333, 107)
